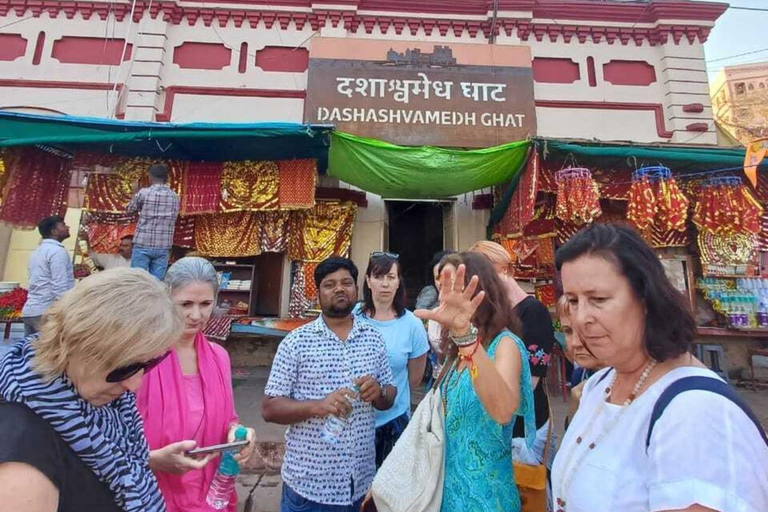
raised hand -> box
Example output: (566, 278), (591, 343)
(414, 263), (485, 335)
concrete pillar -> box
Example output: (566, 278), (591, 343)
(122, 16), (169, 121)
(659, 34), (717, 145)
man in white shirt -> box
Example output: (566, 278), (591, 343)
(20, 216), (75, 336)
(91, 235), (133, 270)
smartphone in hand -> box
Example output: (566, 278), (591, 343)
(186, 440), (249, 456)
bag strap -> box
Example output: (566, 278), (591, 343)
(430, 357), (453, 392)
(595, 367), (614, 386)
(540, 376), (555, 464)
(645, 376), (768, 452)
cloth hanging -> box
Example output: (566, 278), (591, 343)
(257, 211), (288, 253)
(288, 262), (312, 318)
(497, 151), (539, 238)
(287, 201), (356, 261)
(194, 211), (261, 257)
(87, 222), (137, 254)
(181, 161), (222, 215)
(221, 161), (279, 212)
(173, 216), (197, 249)
(278, 159), (317, 210)
(0, 147), (70, 228)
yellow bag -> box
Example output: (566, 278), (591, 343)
(513, 460), (547, 512)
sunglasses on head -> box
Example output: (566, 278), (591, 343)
(106, 351), (171, 383)
(370, 251), (399, 260)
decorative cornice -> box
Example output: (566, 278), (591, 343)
(0, 0), (723, 45)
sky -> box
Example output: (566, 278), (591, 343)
(702, 0), (768, 79)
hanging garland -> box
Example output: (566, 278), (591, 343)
(554, 167), (602, 225)
(693, 176), (763, 235)
(626, 166), (689, 233)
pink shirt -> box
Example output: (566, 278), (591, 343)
(181, 374), (207, 500)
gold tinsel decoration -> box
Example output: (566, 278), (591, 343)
(220, 161), (279, 212)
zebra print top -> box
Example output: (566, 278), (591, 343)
(0, 338), (165, 512)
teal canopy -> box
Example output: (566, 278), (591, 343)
(328, 131), (530, 199)
(539, 139), (747, 170)
(0, 112), (332, 162)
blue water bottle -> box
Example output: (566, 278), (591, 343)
(206, 426), (247, 510)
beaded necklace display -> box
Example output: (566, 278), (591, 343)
(555, 360), (657, 512)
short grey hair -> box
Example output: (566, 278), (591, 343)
(165, 257), (219, 296)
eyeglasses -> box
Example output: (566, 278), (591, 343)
(105, 351), (171, 383)
(370, 251), (399, 259)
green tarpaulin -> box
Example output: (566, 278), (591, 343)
(0, 112), (332, 162)
(328, 132), (530, 199)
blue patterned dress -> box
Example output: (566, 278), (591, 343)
(439, 330), (536, 512)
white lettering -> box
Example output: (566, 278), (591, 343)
(426, 111), (440, 124)
(441, 111), (451, 124)
(413, 110), (425, 124)
(481, 113), (492, 126)
(317, 107), (329, 121)
(465, 112), (476, 126)
(336, 78), (354, 98)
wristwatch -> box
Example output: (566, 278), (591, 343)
(381, 384), (388, 401)
(449, 324), (479, 347)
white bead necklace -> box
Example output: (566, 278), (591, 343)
(555, 360), (657, 512)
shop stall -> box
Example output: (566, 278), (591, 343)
(0, 112), (357, 346)
(490, 138), (768, 385)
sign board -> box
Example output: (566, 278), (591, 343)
(305, 38), (536, 148)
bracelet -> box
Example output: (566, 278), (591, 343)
(449, 324), (479, 347)
(458, 341), (481, 381)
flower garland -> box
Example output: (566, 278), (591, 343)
(0, 288), (28, 320)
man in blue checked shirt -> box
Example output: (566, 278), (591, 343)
(263, 257), (396, 512)
(127, 164), (179, 280)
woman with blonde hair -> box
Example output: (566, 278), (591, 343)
(0, 268), (181, 512)
(137, 257), (256, 512)
(469, 240), (556, 469)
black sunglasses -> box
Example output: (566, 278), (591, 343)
(370, 251), (399, 259)
(106, 351), (171, 383)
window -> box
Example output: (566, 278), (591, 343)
(735, 82), (746, 95)
(761, 83), (766, 89)
(749, 83), (755, 91)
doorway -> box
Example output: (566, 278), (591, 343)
(386, 201), (451, 309)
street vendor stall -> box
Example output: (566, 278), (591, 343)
(0, 112), (357, 346)
(490, 138), (768, 385)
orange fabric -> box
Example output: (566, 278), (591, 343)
(278, 159), (316, 210)
(194, 212), (261, 257)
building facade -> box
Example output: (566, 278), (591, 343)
(0, 0), (727, 309)
(711, 62), (768, 145)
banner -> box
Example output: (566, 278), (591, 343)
(745, 138), (768, 187)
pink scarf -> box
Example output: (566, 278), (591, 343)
(137, 332), (238, 512)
